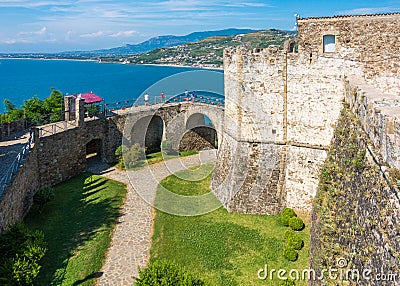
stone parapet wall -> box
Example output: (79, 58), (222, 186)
(0, 146), (39, 233)
(345, 76), (400, 169)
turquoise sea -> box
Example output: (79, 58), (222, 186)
(0, 59), (222, 111)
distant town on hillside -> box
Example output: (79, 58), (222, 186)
(0, 28), (296, 68)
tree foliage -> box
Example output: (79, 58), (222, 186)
(1, 88), (63, 125)
(0, 223), (47, 285)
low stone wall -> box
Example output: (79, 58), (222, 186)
(345, 76), (400, 170)
(0, 145), (39, 233)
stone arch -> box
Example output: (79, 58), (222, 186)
(180, 112), (218, 151)
(130, 115), (164, 153)
(86, 138), (102, 158)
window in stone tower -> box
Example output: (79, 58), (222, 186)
(323, 35), (336, 53)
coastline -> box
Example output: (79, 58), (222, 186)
(0, 57), (97, 62)
(138, 63), (223, 71)
(0, 57), (223, 71)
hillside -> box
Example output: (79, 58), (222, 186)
(103, 29), (296, 68)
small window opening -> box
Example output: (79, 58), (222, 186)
(323, 35), (336, 53)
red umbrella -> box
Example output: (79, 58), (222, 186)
(74, 92), (103, 104)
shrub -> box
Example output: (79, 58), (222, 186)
(281, 208), (297, 226)
(115, 145), (128, 160)
(134, 260), (208, 286)
(286, 233), (304, 250)
(283, 247), (298, 262)
(161, 140), (175, 155)
(33, 187), (55, 214)
(289, 217), (304, 231)
(279, 278), (296, 286)
(124, 144), (146, 168)
(0, 223), (47, 285)
(283, 229), (295, 239)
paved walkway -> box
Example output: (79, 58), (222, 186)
(0, 131), (30, 177)
(88, 150), (216, 286)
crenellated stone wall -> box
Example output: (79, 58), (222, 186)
(212, 45), (363, 214)
(212, 12), (400, 216)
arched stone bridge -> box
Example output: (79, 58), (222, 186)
(0, 101), (225, 231)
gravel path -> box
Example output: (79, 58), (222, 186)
(87, 150), (217, 286)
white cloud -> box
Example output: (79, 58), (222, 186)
(18, 26), (47, 36)
(80, 31), (105, 38)
(0, 0), (74, 8)
(111, 30), (137, 37)
(224, 2), (271, 8)
(337, 7), (397, 15)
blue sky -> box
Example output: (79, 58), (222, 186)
(0, 0), (399, 53)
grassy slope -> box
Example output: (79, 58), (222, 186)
(150, 163), (310, 285)
(25, 173), (126, 286)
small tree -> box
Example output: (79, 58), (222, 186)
(124, 143), (145, 168)
(161, 140), (175, 155)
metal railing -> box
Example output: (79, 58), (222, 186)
(0, 130), (35, 200)
(103, 91), (225, 117)
(38, 119), (77, 138)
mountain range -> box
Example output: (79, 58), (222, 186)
(62, 28), (260, 56)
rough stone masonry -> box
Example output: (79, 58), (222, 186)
(211, 12), (400, 215)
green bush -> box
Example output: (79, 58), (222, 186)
(0, 223), (47, 285)
(289, 217), (304, 231)
(134, 260), (208, 286)
(115, 145), (128, 160)
(124, 144), (146, 168)
(33, 187), (55, 214)
(286, 232), (304, 250)
(161, 140), (175, 155)
(281, 208), (297, 226)
(282, 247), (298, 262)
(279, 278), (296, 286)
(283, 229), (295, 239)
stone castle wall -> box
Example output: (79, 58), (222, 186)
(297, 13), (400, 95)
(211, 45), (363, 214)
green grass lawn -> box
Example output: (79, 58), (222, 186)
(24, 173), (127, 286)
(150, 163), (310, 286)
(116, 150), (199, 170)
